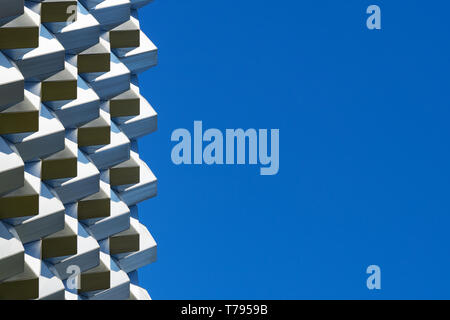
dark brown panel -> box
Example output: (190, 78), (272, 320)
(77, 198), (110, 220)
(77, 53), (110, 73)
(41, 1), (78, 23)
(41, 80), (77, 101)
(77, 126), (110, 147)
(0, 27), (39, 49)
(110, 30), (140, 48)
(41, 157), (77, 180)
(110, 98), (140, 118)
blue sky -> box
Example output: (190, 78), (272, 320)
(136, 1), (450, 299)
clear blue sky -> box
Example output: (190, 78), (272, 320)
(136, 0), (450, 299)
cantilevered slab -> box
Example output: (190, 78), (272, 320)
(0, 136), (24, 196)
(81, 251), (130, 300)
(83, 114), (130, 170)
(46, 146), (100, 204)
(41, 215), (78, 259)
(0, 221), (24, 282)
(0, 171), (39, 219)
(4, 170), (65, 244)
(81, 0), (130, 31)
(113, 29), (157, 74)
(109, 223), (139, 255)
(81, 51), (130, 99)
(47, 222), (100, 280)
(44, 75), (100, 128)
(108, 206), (156, 273)
(0, 253), (39, 300)
(0, 6), (39, 49)
(2, 23), (65, 80)
(109, 19), (139, 48)
(37, 260), (65, 300)
(23, 242), (66, 300)
(113, 78), (157, 140)
(40, 138), (78, 181)
(25, 137), (77, 181)
(116, 145), (157, 206)
(81, 182), (130, 240)
(106, 87), (140, 118)
(76, 110), (111, 147)
(0, 0), (24, 21)
(0, 51), (24, 110)
(40, 62), (78, 101)
(47, 2), (101, 54)
(4, 103), (65, 161)
(26, 61), (78, 102)
(0, 90), (39, 135)
(77, 39), (110, 73)
(110, 156), (140, 187)
(77, 252), (110, 293)
(127, 270), (151, 300)
(129, 283), (151, 300)
(76, 179), (111, 221)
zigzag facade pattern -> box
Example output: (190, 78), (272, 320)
(0, 0), (158, 300)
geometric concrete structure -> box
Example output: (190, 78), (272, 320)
(0, 0), (158, 300)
